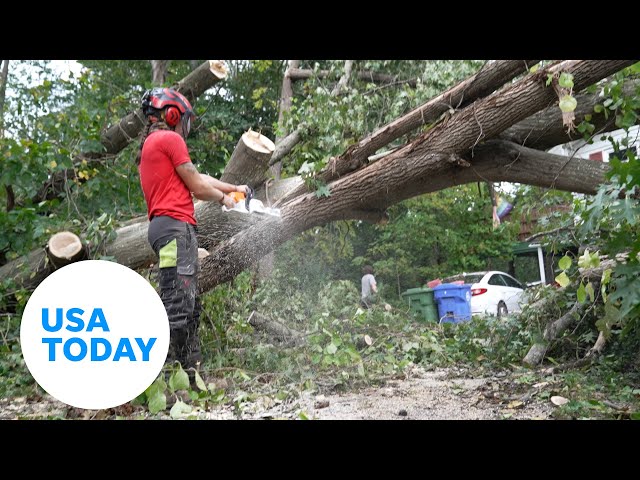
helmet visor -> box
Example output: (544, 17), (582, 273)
(182, 114), (192, 138)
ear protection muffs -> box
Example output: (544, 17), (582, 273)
(164, 106), (181, 127)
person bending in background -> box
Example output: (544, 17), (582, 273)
(361, 265), (378, 309)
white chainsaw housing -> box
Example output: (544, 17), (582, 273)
(221, 198), (281, 217)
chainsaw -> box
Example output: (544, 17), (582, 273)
(222, 186), (281, 217)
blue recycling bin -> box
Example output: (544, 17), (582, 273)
(432, 283), (472, 324)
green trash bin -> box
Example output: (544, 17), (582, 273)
(401, 287), (439, 323)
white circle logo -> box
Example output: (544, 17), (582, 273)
(20, 260), (169, 410)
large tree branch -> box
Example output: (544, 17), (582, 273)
(280, 60), (540, 203)
(501, 78), (639, 151)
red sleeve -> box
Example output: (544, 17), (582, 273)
(163, 131), (192, 168)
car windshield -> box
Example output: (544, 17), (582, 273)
(445, 273), (485, 284)
(463, 274), (485, 284)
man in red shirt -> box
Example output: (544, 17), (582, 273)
(137, 87), (249, 376)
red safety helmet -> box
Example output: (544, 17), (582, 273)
(141, 87), (195, 137)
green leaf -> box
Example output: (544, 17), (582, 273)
(559, 95), (577, 113)
(169, 366), (190, 392)
(577, 282), (586, 303)
(558, 72), (574, 89)
(315, 184), (330, 198)
(194, 370), (207, 392)
(585, 282), (595, 303)
(601, 268), (612, 302)
(578, 249), (600, 269)
(593, 104), (604, 113)
(169, 400), (193, 419)
(298, 411), (309, 420)
(326, 343), (338, 355)
(148, 391), (166, 414)
(145, 376), (167, 399)
(546, 74), (554, 87)
(558, 255), (572, 271)
(555, 271), (571, 288)
(529, 64), (540, 73)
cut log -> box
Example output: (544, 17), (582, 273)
(356, 334), (373, 349)
(247, 310), (304, 346)
(47, 232), (87, 269)
(220, 129), (275, 188)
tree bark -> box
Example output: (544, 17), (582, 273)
(5, 185), (15, 212)
(280, 60), (540, 203)
(220, 130), (275, 188)
(330, 60), (354, 97)
(101, 60), (228, 154)
(151, 60), (170, 86)
(269, 127), (304, 167)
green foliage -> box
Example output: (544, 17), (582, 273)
(0, 313), (36, 398)
(352, 184), (519, 292)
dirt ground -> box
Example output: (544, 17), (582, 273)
(0, 365), (555, 420)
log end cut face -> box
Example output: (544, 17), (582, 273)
(243, 129), (275, 154)
(209, 61), (229, 79)
(48, 232), (83, 260)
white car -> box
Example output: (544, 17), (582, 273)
(444, 271), (525, 317)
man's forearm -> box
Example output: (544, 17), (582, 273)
(201, 174), (237, 193)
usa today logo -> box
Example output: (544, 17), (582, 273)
(20, 260), (170, 410)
